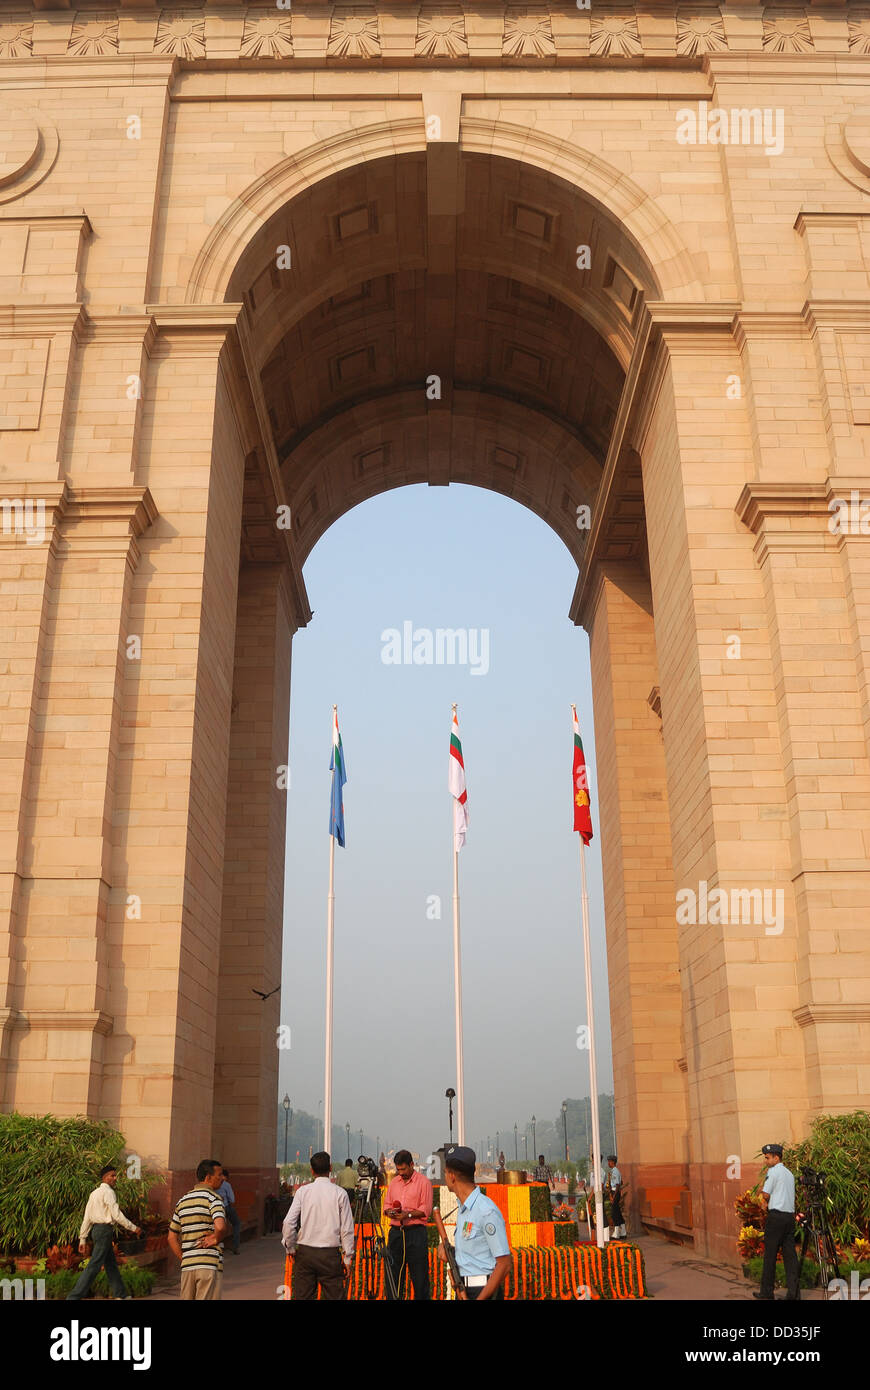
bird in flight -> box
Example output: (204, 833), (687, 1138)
(252, 985), (280, 1000)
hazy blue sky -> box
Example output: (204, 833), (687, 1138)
(280, 483), (611, 1159)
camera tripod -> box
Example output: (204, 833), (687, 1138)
(797, 1190), (841, 1299)
(352, 1177), (399, 1300)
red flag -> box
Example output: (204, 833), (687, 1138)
(572, 706), (594, 845)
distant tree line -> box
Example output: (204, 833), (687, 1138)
(275, 1104), (376, 1165)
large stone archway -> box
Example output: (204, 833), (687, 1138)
(1, 4), (869, 1266)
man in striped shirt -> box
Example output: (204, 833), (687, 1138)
(168, 1158), (229, 1300)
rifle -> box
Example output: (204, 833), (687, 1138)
(432, 1210), (465, 1300)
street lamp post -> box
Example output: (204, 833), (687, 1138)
(514, 1123), (518, 1160)
(282, 1094), (291, 1167)
(532, 1115), (536, 1157)
(345, 1123), (350, 1160)
(561, 1101), (568, 1162)
(522, 1132), (527, 1159)
(359, 1129), (363, 1155)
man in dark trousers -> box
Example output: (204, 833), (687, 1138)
(755, 1143), (799, 1301)
(607, 1155), (627, 1239)
(282, 1151), (354, 1300)
(67, 1163), (141, 1301)
(383, 1149), (433, 1299)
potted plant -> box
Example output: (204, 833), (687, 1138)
(140, 1211), (170, 1251)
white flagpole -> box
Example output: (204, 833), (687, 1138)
(323, 704), (337, 1158)
(573, 703), (605, 1248)
(580, 833), (605, 1248)
(451, 702), (466, 1146)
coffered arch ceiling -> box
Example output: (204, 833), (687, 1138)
(227, 151), (658, 566)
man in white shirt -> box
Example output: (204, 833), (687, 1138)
(66, 1163), (141, 1301)
(282, 1151), (355, 1300)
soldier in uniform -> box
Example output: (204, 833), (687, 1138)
(606, 1155), (627, 1239)
(755, 1143), (799, 1301)
(442, 1146), (511, 1300)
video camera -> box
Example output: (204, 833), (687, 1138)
(356, 1155), (379, 1180)
(799, 1166), (828, 1204)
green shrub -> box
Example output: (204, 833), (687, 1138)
(743, 1255), (840, 1291)
(781, 1112), (870, 1247)
(41, 1264), (155, 1300)
(0, 1112), (164, 1256)
(529, 1185), (552, 1222)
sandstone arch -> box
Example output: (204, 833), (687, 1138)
(2, 12), (868, 1269)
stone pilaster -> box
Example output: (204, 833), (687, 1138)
(640, 316), (809, 1261)
(1, 484), (156, 1114)
(583, 557), (689, 1230)
(737, 482), (870, 1117)
(212, 561), (295, 1224)
(100, 313), (249, 1190)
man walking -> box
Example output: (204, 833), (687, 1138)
(168, 1158), (229, 1300)
(66, 1163), (141, 1301)
(217, 1166), (241, 1255)
(755, 1143), (799, 1301)
(442, 1146), (511, 1300)
(282, 1151), (354, 1300)
(383, 1148), (433, 1300)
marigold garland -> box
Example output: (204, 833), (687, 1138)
(283, 1236), (647, 1299)
(507, 1187), (531, 1224)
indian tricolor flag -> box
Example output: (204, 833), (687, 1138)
(572, 705), (594, 846)
(449, 707), (468, 852)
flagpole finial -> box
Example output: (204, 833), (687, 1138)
(452, 702), (457, 713)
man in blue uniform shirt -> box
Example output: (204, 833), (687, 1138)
(442, 1146), (511, 1300)
(755, 1142), (799, 1301)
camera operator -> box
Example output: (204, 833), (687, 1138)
(336, 1158), (357, 1193)
(755, 1143), (799, 1302)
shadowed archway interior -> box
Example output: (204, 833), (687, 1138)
(225, 151), (655, 572)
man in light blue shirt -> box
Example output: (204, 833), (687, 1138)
(756, 1143), (799, 1301)
(442, 1146), (511, 1300)
(606, 1156), (626, 1239)
(217, 1167), (241, 1255)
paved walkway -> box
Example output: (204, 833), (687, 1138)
(149, 1233), (288, 1301)
(148, 1230), (798, 1301)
